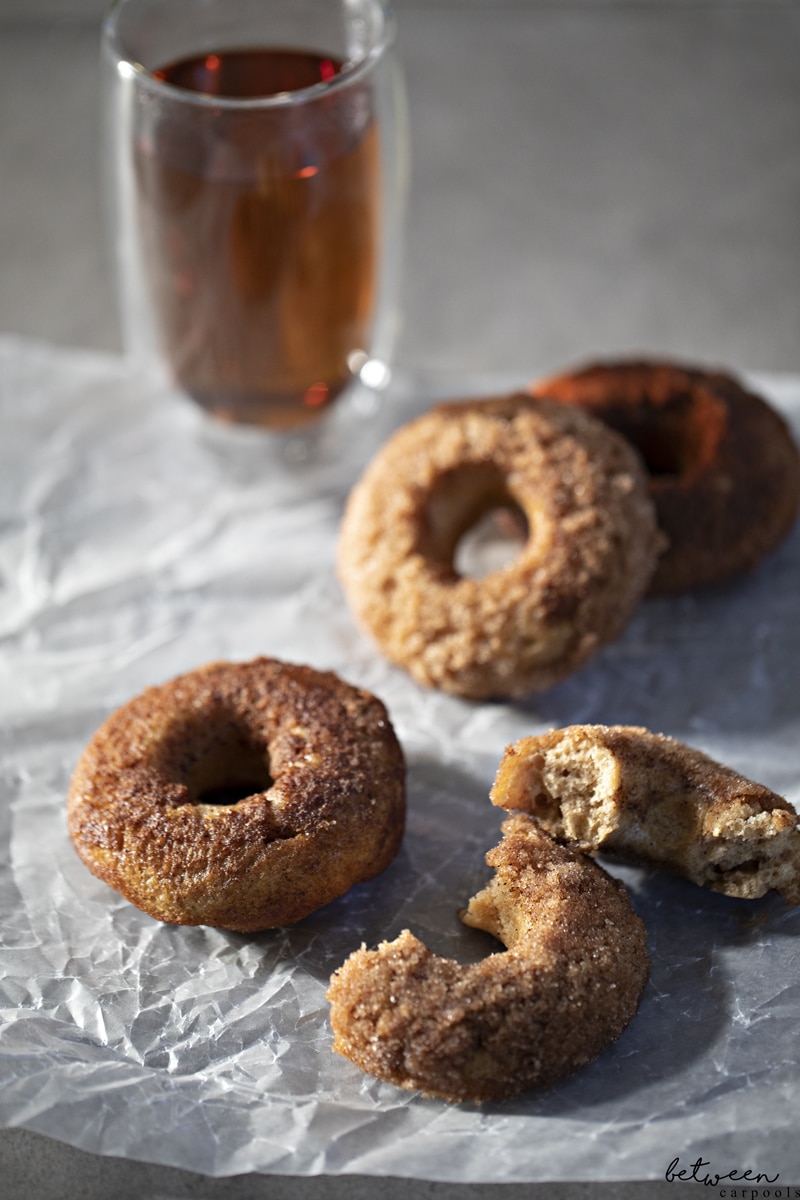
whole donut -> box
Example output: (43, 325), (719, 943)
(337, 393), (662, 699)
(491, 724), (800, 904)
(67, 658), (406, 931)
(327, 813), (649, 1102)
(530, 359), (800, 593)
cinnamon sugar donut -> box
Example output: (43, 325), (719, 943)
(338, 394), (662, 699)
(530, 360), (800, 594)
(327, 812), (649, 1102)
(67, 658), (405, 931)
(491, 724), (800, 903)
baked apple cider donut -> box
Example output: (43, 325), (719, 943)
(337, 394), (662, 699)
(67, 658), (406, 931)
(327, 812), (649, 1102)
(530, 360), (800, 594)
(491, 724), (800, 904)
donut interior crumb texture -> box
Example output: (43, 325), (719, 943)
(491, 724), (800, 904)
(67, 658), (406, 931)
(337, 393), (662, 699)
(327, 813), (649, 1102)
(531, 359), (800, 594)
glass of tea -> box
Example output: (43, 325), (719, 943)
(101, 0), (406, 430)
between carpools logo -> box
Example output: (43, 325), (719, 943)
(665, 1155), (794, 1195)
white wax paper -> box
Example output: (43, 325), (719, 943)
(1, 334), (799, 1182)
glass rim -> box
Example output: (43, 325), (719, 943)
(102, 0), (396, 110)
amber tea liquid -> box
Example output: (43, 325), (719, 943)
(134, 48), (379, 429)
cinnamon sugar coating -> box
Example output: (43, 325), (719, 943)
(531, 360), (800, 594)
(327, 813), (649, 1102)
(492, 724), (800, 904)
(67, 658), (406, 930)
(338, 393), (661, 699)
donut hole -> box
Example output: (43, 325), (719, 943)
(600, 390), (727, 480)
(184, 733), (274, 807)
(197, 777), (271, 806)
(454, 505), (529, 579)
(193, 748), (274, 806)
(420, 463), (529, 579)
(457, 922), (506, 963)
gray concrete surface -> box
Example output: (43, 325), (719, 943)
(1, 3), (799, 1196)
(1, 1126), (707, 1200)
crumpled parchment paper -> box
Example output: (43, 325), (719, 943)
(1, 334), (799, 1182)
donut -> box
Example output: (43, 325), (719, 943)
(530, 359), (800, 594)
(327, 812), (649, 1102)
(337, 393), (662, 699)
(491, 724), (800, 904)
(67, 658), (406, 931)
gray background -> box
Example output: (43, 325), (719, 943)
(1, 1), (798, 1197)
(2, 0), (799, 377)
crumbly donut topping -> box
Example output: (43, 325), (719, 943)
(491, 724), (800, 903)
(327, 813), (649, 1102)
(338, 394), (662, 698)
(67, 658), (406, 931)
(531, 360), (800, 593)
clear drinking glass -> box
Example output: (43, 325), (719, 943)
(101, 0), (406, 430)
